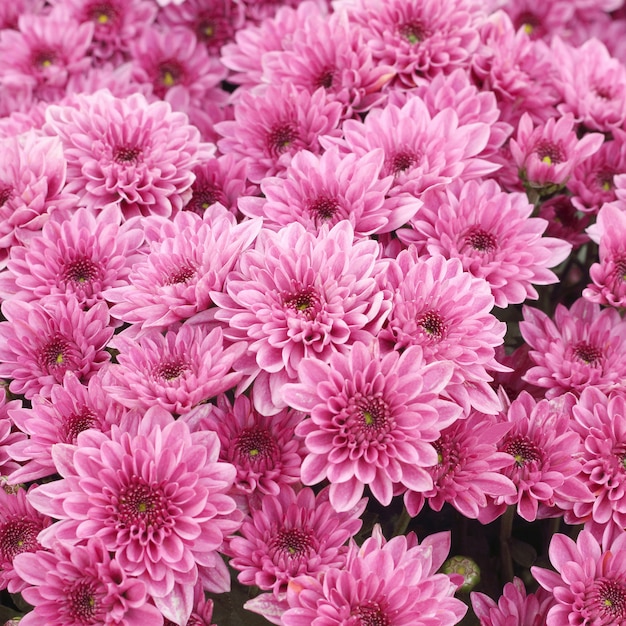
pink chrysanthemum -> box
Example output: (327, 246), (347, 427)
(281, 525), (467, 626)
(471, 577), (555, 626)
(0, 132), (77, 269)
(211, 220), (390, 415)
(343, 0), (483, 87)
(44, 89), (210, 219)
(7, 371), (129, 484)
(283, 341), (462, 512)
(538, 195), (591, 251)
(380, 251), (507, 415)
(0, 388), (25, 478)
(0, 0), (45, 30)
(103, 324), (246, 415)
(185, 393), (306, 504)
(520, 298), (626, 397)
(408, 178), (572, 307)
(14, 537), (162, 626)
(238, 147), (418, 235)
(215, 83), (343, 184)
(0, 298), (112, 400)
(228, 486), (365, 595)
(493, 392), (592, 522)
(29, 407), (243, 625)
(0, 486), (51, 594)
(501, 0), (575, 41)
(532, 530), (626, 625)
(404, 409), (516, 519)
(105, 205), (261, 331)
(0, 205), (143, 309)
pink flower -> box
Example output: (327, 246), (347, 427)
(532, 529), (626, 625)
(283, 341), (462, 512)
(14, 538), (163, 626)
(228, 486), (365, 595)
(103, 324), (246, 415)
(538, 195), (591, 251)
(0, 486), (51, 594)
(520, 298), (626, 397)
(105, 205), (261, 331)
(281, 525), (467, 625)
(215, 83), (342, 184)
(0, 387), (26, 478)
(29, 407), (243, 625)
(0, 298), (112, 399)
(501, 0), (575, 41)
(44, 89), (210, 219)
(0, 0), (44, 30)
(212, 221), (390, 415)
(408, 179), (572, 307)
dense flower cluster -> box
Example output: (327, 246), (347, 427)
(1, 0), (626, 624)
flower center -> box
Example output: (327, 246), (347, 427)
(315, 66), (335, 90)
(283, 287), (320, 320)
(116, 478), (168, 531)
(0, 517), (41, 561)
(352, 601), (390, 626)
(156, 360), (188, 381)
(0, 184), (12, 207)
(358, 396), (390, 434)
(158, 60), (184, 89)
(593, 579), (626, 619)
(274, 528), (313, 557)
(39, 334), (72, 370)
(464, 226), (497, 252)
(64, 257), (99, 285)
(388, 150), (419, 175)
(164, 263), (197, 285)
(188, 185), (222, 214)
(267, 122), (299, 157)
(235, 427), (277, 462)
(33, 49), (56, 68)
(309, 195), (340, 222)
(503, 435), (541, 467)
(87, 2), (118, 25)
(61, 407), (97, 443)
(114, 146), (142, 164)
(535, 140), (564, 165)
(417, 309), (446, 340)
(573, 341), (602, 366)
(399, 20), (427, 44)
(67, 580), (101, 622)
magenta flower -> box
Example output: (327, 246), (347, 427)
(215, 82), (342, 184)
(283, 341), (462, 512)
(14, 537), (163, 626)
(281, 525), (467, 625)
(520, 298), (626, 397)
(0, 486), (51, 594)
(228, 486), (365, 595)
(532, 529), (626, 625)
(212, 220), (390, 415)
(0, 298), (112, 399)
(29, 407), (243, 625)
(44, 89), (210, 219)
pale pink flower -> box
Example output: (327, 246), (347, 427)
(14, 538), (163, 626)
(29, 407), (243, 625)
(520, 298), (626, 397)
(44, 89), (210, 219)
(532, 529), (626, 625)
(283, 341), (462, 512)
(212, 221), (390, 415)
(0, 298), (112, 399)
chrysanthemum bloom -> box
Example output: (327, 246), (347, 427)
(342, 0), (482, 87)
(0, 8), (93, 104)
(239, 147), (419, 235)
(29, 407), (243, 625)
(0, 205), (144, 309)
(185, 393), (306, 504)
(44, 89), (210, 219)
(380, 252), (507, 415)
(471, 11), (560, 126)
(283, 341), (462, 512)
(492, 392), (592, 522)
(0, 132), (77, 269)
(14, 537), (163, 626)
(568, 388), (626, 540)
(7, 371), (129, 483)
(0, 486), (51, 594)
(0, 387), (26, 477)
(51, 0), (157, 65)
(552, 36), (626, 131)
(211, 221), (390, 415)
(471, 577), (555, 626)
(103, 324), (246, 415)
(404, 409), (516, 519)
(0, 298), (112, 399)
(510, 112), (604, 193)
(408, 178), (572, 307)
(228, 486), (365, 595)
(215, 83), (343, 184)
(532, 530), (626, 625)
(105, 205), (261, 331)
(281, 525), (467, 625)
(538, 195), (591, 251)
(501, 0), (575, 41)
(520, 298), (626, 397)
(261, 11), (393, 117)
(584, 204), (626, 308)
(158, 0), (247, 55)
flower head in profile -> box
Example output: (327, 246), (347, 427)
(28, 407), (243, 625)
(284, 341), (462, 512)
(14, 537), (162, 626)
(532, 530), (626, 625)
